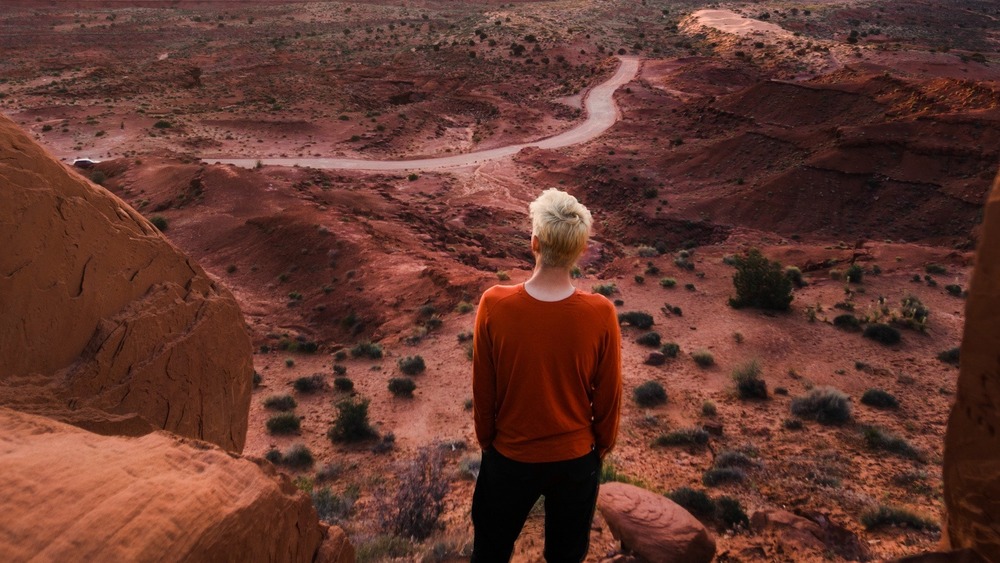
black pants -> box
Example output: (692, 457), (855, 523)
(471, 447), (601, 563)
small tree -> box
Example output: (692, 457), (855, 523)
(328, 398), (378, 442)
(377, 447), (450, 540)
(729, 249), (793, 311)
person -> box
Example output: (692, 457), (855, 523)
(471, 188), (623, 562)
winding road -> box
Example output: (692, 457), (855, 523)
(204, 57), (640, 172)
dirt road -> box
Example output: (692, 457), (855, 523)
(204, 57), (640, 172)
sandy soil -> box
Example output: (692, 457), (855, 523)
(5, 0), (1000, 561)
(691, 9), (796, 39)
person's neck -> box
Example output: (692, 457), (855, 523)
(524, 264), (576, 302)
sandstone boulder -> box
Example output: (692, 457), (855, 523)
(0, 114), (252, 452)
(597, 482), (715, 563)
(0, 408), (353, 562)
(945, 171), (1000, 559)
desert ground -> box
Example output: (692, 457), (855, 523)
(3, 0), (1000, 560)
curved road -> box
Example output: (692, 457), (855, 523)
(204, 57), (640, 172)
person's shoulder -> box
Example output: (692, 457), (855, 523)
(575, 291), (616, 316)
(481, 284), (521, 305)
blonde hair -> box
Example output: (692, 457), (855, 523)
(528, 188), (593, 268)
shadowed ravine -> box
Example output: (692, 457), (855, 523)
(203, 57), (640, 172)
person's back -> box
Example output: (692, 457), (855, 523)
(471, 189), (622, 563)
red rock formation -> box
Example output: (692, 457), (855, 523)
(0, 113), (251, 452)
(944, 171), (1000, 559)
(597, 482), (716, 563)
(0, 408), (353, 562)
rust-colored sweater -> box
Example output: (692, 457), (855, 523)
(473, 283), (622, 463)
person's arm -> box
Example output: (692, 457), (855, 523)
(472, 295), (497, 450)
(592, 306), (622, 459)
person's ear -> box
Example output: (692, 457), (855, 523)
(531, 235), (540, 254)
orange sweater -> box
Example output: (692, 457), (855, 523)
(473, 284), (622, 463)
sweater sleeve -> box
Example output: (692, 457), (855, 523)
(472, 294), (497, 450)
(592, 305), (622, 459)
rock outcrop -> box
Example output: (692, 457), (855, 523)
(0, 408), (353, 562)
(944, 171), (1000, 559)
(597, 482), (716, 563)
(0, 114), (252, 452)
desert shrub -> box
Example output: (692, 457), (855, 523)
(860, 505), (938, 531)
(666, 487), (715, 520)
(333, 377), (354, 391)
(863, 426), (920, 459)
(674, 256), (695, 271)
(655, 427), (709, 447)
(636, 332), (661, 347)
(783, 418), (803, 430)
(263, 394), (297, 411)
(153, 120), (172, 129)
(714, 450), (756, 469)
(938, 347), (960, 366)
(925, 263), (947, 275)
(732, 360), (767, 399)
(634, 274), (645, 284)
(351, 341), (383, 359)
(328, 398), (378, 442)
(398, 355), (426, 375)
(860, 388), (899, 409)
(150, 215), (169, 231)
(496, 270), (510, 281)
(791, 386), (851, 425)
(864, 323), (901, 345)
(729, 249), (793, 311)
(265, 448), (282, 464)
(692, 349), (715, 368)
(618, 311), (654, 329)
(372, 433), (396, 454)
(716, 496), (750, 528)
(593, 283), (617, 296)
(355, 535), (413, 561)
(282, 443), (315, 469)
(599, 460), (644, 486)
(377, 447), (449, 540)
(455, 301), (475, 313)
(945, 284), (963, 297)
(389, 377), (416, 398)
(637, 245), (659, 257)
(701, 401), (717, 416)
(702, 467), (746, 486)
(316, 462), (344, 482)
(660, 342), (680, 358)
(833, 314), (861, 331)
(659, 277), (677, 288)
(898, 296), (929, 331)
(634, 381), (667, 407)
(312, 486), (356, 524)
(333, 364), (347, 375)
(266, 412), (301, 435)
(253, 371), (262, 387)
(294, 374), (325, 393)
(845, 264), (864, 284)
(784, 266), (805, 288)
(662, 303), (683, 316)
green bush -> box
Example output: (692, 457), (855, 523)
(729, 249), (793, 311)
(618, 311), (654, 329)
(791, 386), (851, 425)
(282, 443), (315, 469)
(388, 377), (416, 398)
(333, 364), (347, 375)
(634, 381), (667, 407)
(845, 264), (864, 284)
(593, 283), (617, 296)
(266, 412), (301, 435)
(153, 120), (172, 129)
(328, 398), (378, 442)
(860, 505), (938, 531)
(732, 360), (767, 399)
(701, 401), (717, 416)
(784, 266), (805, 288)
(702, 467), (746, 486)
(899, 295), (930, 330)
(659, 277), (677, 288)
(666, 487), (715, 519)
(925, 264), (947, 275)
(263, 394), (297, 411)
(692, 349), (715, 367)
(636, 332), (661, 347)
(333, 377), (354, 391)
(355, 535), (413, 560)
(938, 347), (960, 366)
(863, 426), (920, 459)
(945, 284), (963, 297)
(351, 341), (383, 359)
(714, 450), (756, 469)
(150, 215), (169, 231)
(833, 314), (861, 331)
(860, 388), (899, 409)
(312, 486), (356, 524)
(716, 496), (750, 528)
(863, 323), (901, 345)
(294, 374), (325, 393)
(398, 355), (426, 375)
(655, 427), (708, 447)
(265, 448), (282, 464)
(660, 342), (680, 358)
